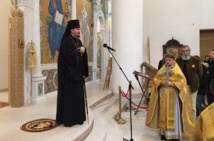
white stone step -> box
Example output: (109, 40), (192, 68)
(84, 112), (108, 141)
(86, 93), (141, 141)
(85, 95), (119, 141)
(103, 96), (127, 141)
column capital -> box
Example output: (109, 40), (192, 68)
(91, 0), (100, 10)
(104, 0), (109, 13)
(91, 0), (101, 5)
(104, 12), (109, 19)
(103, 0), (110, 19)
(16, 0), (34, 8)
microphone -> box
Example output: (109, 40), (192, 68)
(103, 44), (116, 52)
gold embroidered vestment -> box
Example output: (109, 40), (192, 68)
(145, 63), (194, 137)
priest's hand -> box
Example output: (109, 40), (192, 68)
(167, 81), (173, 86)
(161, 80), (167, 86)
(161, 80), (172, 86)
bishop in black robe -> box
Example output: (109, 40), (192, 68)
(56, 20), (88, 127)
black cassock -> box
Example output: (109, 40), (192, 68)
(56, 35), (88, 127)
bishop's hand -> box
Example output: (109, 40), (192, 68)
(78, 46), (85, 54)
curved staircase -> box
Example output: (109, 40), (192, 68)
(0, 81), (189, 141)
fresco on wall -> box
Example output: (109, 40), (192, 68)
(40, 0), (94, 64)
(40, 0), (71, 64)
(77, 0), (93, 62)
(39, 0), (94, 93)
(39, 0), (105, 93)
(81, 5), (91, 58)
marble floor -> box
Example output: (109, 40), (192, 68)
(0, 81), (189, 141)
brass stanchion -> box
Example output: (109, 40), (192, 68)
(116, 86), (126, 124)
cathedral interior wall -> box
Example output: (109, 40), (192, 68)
(143, 0), (214, 68)
(1, 0), (214, 96)
(0, 1), (11, 91)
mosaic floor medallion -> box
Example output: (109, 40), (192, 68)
(20, 118), (58, 132)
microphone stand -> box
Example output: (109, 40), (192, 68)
(105, 46), (134, 141)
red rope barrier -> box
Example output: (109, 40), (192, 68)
(120, 88), (148, 109)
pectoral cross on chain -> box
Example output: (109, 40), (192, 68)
(162, 67), (173, 80)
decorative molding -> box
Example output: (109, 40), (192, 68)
(38, 83), (43, 96)
(104, 0), (110, 14)
(42, 69), (58, 94)
(96, 9), (105, 21)
(92, 1), (99, 11)
(16, 0), (34, 8)
(41, 64), (57, 70)
(32, 75), (47, 104)
(89, 0), (101, 4)
(9, 17), (24, 107)
(0, 88), (8, 92)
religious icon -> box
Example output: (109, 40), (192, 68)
(48, 0), (64, 60)
(18, 38), (24, 48)
(164, 46), (179, 59)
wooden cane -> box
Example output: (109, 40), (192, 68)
(83, 78), (89, 124)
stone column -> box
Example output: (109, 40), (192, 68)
(102, 0), (110, 81)
(100, 29), (106, 80)
(104, 0), (110, 46)
(111, 0), (143, 93)
(71, 0), (76, 19)
(31, 0), (46, 104)
(91, 1), (100, 81)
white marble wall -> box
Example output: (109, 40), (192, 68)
(143, 0), (214, 68)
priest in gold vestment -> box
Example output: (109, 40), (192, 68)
(145, 54), (194, 141)
(190, 102), (214, 141)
